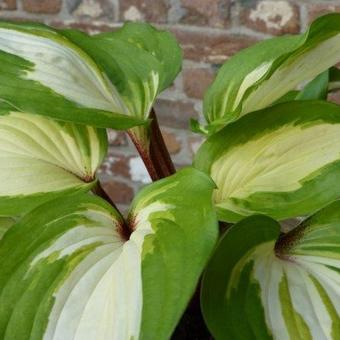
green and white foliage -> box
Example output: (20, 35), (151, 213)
(91, 22), (182, 118)
(203, 13), (340, 133)
(0, 21), (181, 132)
(295, 70), (329, 101)
(272, 70), (329, 106)
(194, 101), (340, 223)
(0, 168), (218, 340)
(0, 111), (107, 215)
(201, 200), (340, 340)
(62, 22), (182, 145)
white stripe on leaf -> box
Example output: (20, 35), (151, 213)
(253, 244), (289, 340)
(232, 61), (272, 112)
(242, 34), (340, 116)
(25, 203), (148, 340)
(0, 168), (218, 340)
(212, 123), (340, 211)
(0, 28), (126, 113)
(248, 220), (340, 339)
(0, 111), (106, 200)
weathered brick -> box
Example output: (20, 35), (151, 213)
(240, 0), (300, 35)
(307, 4), (340, 23)
(111, 155), (131, 179)
(162, 130), (182, 154)
(70, 0), (115, 20)
(100, 151), (131, 179)
(179, 0), (230, 28)
(102, 181), (134, 204)
(183, 66), (216, 99)
(129, 156), (151, 184)
(108, 130), (128, 147)
(23, 0), (62, 14)
(100, 152), (132, 179)
(154, 98), (199, 129)
(119, 0), (169, 23)
(171, 28), (258, 63)
(0, 0), (16, 10)
(50, 20), (117, 34)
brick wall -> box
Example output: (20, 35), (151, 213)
(0, 0), (339, 210)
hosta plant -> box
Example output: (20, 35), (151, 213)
(0, 13), (340, 340)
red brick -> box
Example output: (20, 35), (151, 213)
(154, 99), (199, 129)
(162, 130), (182, 154)
(108, 130), (128, 147)
(102, 181), (134, 205)
(0, 0), (16, 10)
(240, 0), (300, 35)
(23, 0), (61, 13)
(183, 67), (216, 99)
(179, 0), (230, 28)
(99, 151), (132, 179)
(307, 4), (340, 23)
(119, 0), (169, 23)
(111, 155), (131, 179)
(50, 20), (117, 34)
(171, 28), (258, 63)
(71, 0), (115, 20)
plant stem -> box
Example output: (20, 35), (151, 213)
(128, 108), (176, 181)
(128, 131), (159, 181)
(149, 108), (176, 179)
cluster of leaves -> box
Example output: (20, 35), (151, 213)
(0, 13), (340, 340)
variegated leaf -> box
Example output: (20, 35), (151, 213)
(203, 13), (340, 132)
(61, 22), (182, 145)
(273, 70), (329, 105)
(0, 168), (218, 340)
(95, 22), (182, 95)
(201, 201), (340, 340)
(295, 70), (329, 101)
(195, 101), (340, 222)
(0, 21), (181, 130)
(0, 21), (144, 129)
(0, 111), (107, 215)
